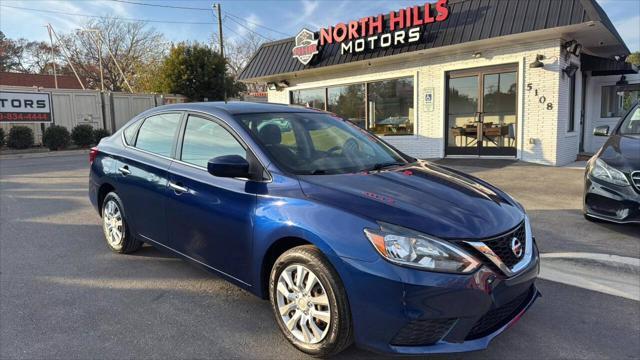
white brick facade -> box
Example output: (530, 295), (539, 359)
(267, 39), (593, 166)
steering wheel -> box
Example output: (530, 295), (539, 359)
(342, 138), (359, 155)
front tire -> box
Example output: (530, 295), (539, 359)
(269, 245), (353, 357)
(101, 192), (141, 253)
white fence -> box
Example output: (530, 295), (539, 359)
(0, 86), (185, 144)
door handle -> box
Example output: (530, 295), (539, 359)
(118, 166), (131, 175)
(168, 182), (189, 194)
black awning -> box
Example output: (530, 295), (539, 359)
(582, 54), (638, 76)
(239, 0), (632, 81)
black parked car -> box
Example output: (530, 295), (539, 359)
(584, 102), (640, 224)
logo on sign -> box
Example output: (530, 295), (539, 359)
(292, 28), (319, 65)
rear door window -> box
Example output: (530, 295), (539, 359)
(134, 113), (182, 157)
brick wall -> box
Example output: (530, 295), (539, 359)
(268, 39), (575, 165)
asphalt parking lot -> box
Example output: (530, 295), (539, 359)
(1, 154), (638, 359)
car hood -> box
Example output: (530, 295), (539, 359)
(599, 135), (640, 172)
(298, 161), (524, 240)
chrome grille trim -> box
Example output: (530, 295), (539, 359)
(631, 171), (640, 192)
(464, 216), (534, 277)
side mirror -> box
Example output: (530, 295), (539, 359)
(207, 155), (250, 178)
(593, 125), (610, 137)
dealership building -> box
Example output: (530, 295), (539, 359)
(238, 0), (639, 166)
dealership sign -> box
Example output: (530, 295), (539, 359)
(292, 0), (450, 64)
(0, 91), (53, 122)
(292, 29), (319, 65)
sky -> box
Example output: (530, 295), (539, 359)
(0, 0), (639, 51)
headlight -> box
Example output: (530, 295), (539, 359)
(590, 158), (630, 186)
(363, 222), (480, 273)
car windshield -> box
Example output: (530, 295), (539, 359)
(236, 112), (411, 175)
(619, 105), (640, 135)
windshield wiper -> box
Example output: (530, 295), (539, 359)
(366, 162), (403, 172)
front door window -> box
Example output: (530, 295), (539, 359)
(446, 66), (518, 156)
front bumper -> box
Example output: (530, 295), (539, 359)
(335, 241), (540, 355)
(584, 176), (640, 224)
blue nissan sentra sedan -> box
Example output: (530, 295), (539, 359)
(89, 102), (539, 357)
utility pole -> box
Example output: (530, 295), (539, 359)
(45, 25), (58, 89)
(47, 24), (85, 90)
(213, 3), (226, 102)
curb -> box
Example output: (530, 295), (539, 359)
(0, 149), (90, 160)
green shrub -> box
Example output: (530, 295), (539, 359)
(7, 126), (34, 149)
(92, 128), (111, 144)
(0, 128), (5, 148)
(71, 124), (95, 148)
(42, 125), (71, 150)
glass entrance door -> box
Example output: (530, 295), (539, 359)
(446, 65), (518, 156)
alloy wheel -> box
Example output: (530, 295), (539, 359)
(276, 264), (331, 344)
(103, 199), (124, 248)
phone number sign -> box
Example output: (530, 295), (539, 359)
(0, 91), (53, 123)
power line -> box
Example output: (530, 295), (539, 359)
(0, 4), (215, 25)
(221, 18), (252, 43)
(223, 12), (290, 37)
(110, 0), (210, 11)
(225, 15), (273, 41)
(108, 0), (291, 37)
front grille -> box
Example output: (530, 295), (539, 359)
(465, 287), (532, 340)
(631, 171), (640, 192)
(483, 222), (526, 269)
(391, 318), (456, 346)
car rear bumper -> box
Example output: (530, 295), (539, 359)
(584, 176), (640, 224)
(336, 240), (540, 355)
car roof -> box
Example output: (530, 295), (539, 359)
(149, 101), (323, 116)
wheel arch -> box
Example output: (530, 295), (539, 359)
(259, 236), (311, 299)
(97, 182), (116, 216)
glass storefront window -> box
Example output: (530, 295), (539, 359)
(291, 88), (326, 110)
(601, 86), (640, 118)
(289, 76), (415, 135)
(367, 77), (414, 135)
(327, 84), (366, 129)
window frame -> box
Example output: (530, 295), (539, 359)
(121, 110), (270, 182)
(288, 74), (417, 136)
(122, 111), (185, 160)
(176, 112), (249, 168)
(174, 111), (272, 182)
(600, 85), (640, 118)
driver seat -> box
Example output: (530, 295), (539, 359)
(258, 124), (298, 164)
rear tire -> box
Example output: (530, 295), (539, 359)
(269, 245), (353, 357)
(101, 192), (141, 254)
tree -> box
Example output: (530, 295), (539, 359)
(60, 18), (166, 91)
(155, 42), (242, 101)
(0, 31), (70, 75)
(627, 51), (640, 67)
(0, 31), (24, 72)
(210, 32), (266, 93)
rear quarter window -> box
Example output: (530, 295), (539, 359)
(123, 121), (140, 145)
